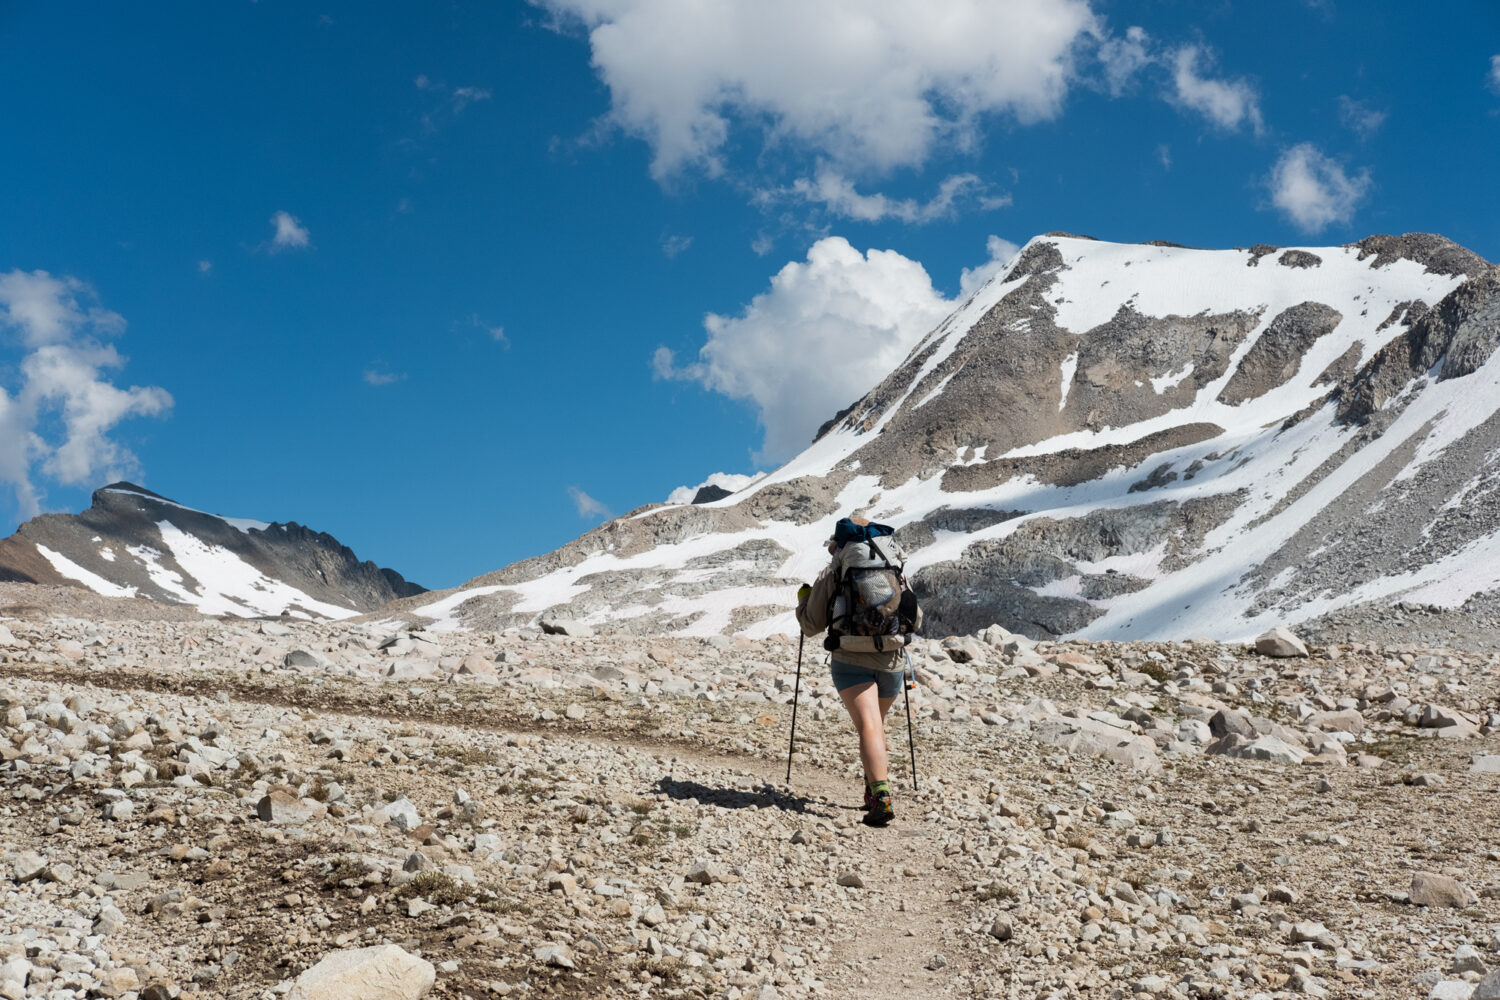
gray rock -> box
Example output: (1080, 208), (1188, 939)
(539, 617), (594, 638)
(534, 944), (575, 969)
(380, 797), (422, 831)
(286, 944), (435, 1000)
(1031, 715), (1161, 773)
(1305, 708), (1364, 734)
(256, 789), (326, 825)
(1429, 982), (1475, 1000)
(685, 860), (728, 885)
(1471, 755), (1500, 773)
(1410, 872), (1477, 908)
(1473, 969), (1500, 1000)
(1453, 945), (1487, 975)
(1255, 626), (1308, 657)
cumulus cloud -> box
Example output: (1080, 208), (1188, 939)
(958, 236), (1023, 300)
(1268, 143), (1371, 232)
(1169, 46), (1264, 134)
(268, 211), (311, 251)
(777, 170), (1010, 225)
(0, 270), (172, 517)
(655, 235), (1020, 464)
(666, 472), (763, 506)
(532, 0), (1098, 179)
(1337, 96), (1387, 139)
(1490, 54), (1500, 94)
(568, 486), (612, 520)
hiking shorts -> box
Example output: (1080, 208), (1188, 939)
(830, 658), (903, 699)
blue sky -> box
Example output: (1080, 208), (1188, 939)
(2, 1), (1497, 589)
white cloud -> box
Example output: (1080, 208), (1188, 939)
(1169, 46), (1264, 134)
(362, 368), (405, 386)
(1337, 95), (1386, 139)
(0, 271), (172, 517)
(667, 472), (762, 505)
(452, 86), (492, 112)
(1268, 143), (1371, 232)
(532, 0), (1099, 179)
(778, 169), (1008, 224)
(655, 235), (1012, 464)
(1157, 144), (1172, 169)
(1097, 25), (1152, 96)
(197, 259), (213, 275)
(958, 236), (1022, 300)
(568, 486), (612, 520)
(660, 233), (693, 258)
(1490, 54), (1500, 94)
(269, 211), (311, 251)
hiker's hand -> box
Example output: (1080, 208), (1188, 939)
(796, 584), (811, 605)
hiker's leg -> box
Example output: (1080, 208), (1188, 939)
(838, 681), (888, 783)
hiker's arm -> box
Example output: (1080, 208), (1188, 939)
(796, 568), (833, 636)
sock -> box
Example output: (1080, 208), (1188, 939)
(868, 778), (891, 796)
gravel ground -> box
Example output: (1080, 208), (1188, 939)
(1, 591), (1498, 999)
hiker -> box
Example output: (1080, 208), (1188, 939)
(795, 516), (920, 825)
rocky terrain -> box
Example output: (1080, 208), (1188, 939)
(0, 484), (424, 619)
(396, 232), (1500, 650)
(2, 584), (1498, 999)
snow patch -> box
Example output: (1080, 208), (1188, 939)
(36, 545), (137, 599)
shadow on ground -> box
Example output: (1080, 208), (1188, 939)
(653, 777), (847, 817)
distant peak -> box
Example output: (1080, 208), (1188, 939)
(96, 482), (176, 504)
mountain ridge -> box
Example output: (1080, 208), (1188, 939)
(0, 482), (424, 619)
(398, 230), (1500, 644)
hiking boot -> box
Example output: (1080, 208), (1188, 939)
(863, 786), (894, 826)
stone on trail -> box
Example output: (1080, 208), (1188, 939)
(456, 653), (495, 676)
(539, 616), (594, 638)
(284, 649), (330, 669)
(1255, 625), (1308, 657)
(1470, 754), (1500, 773)
(1410, 872), (1477, 908)
(685, 860), (728, 884)
(836, 872), (865, 888)
(286, 944), (435, 1000)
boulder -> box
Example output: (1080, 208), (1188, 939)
(539, 617), (594, 638)
(1254, 626), (1308, 657)
(1305, 709), (1365, 735)
(1410, 872), (1477, 908)
(1209, 708), (1257, 739)
(286, 945), (434, 1000)
(1470, 755), (1500, 774)
(456, 653), (495, 676)
(1474, 969), (1500, 1000)
(1206, 734), (1308, 764)
(1031, 715), (1161, 773)
(257, 788), (326, 825)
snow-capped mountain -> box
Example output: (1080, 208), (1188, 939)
(412, 232), (1499, 642)
(0, 483), (424, 619)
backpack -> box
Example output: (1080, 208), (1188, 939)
(823, 520), (921, 654)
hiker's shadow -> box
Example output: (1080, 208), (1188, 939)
(653, 777), (841, 817)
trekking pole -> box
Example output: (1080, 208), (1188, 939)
(903, 649), (918, 791)
(786, 632), (804, 784)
